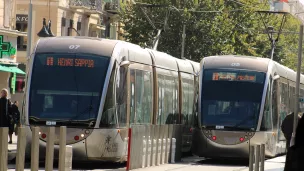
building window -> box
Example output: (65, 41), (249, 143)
(15, 77), (25, 93)
(16, 14), (28, 51)
(15, 64), (26, 93)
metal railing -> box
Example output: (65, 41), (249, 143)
(104, 0), (120, 12)
(249, 144), (266, 171)
(0, 126), (72, 171)
(126, 124), (183, 170)
(69, 0), (103, 12)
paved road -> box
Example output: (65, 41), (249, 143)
(7, 135), (285, 171)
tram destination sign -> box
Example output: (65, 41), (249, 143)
(212, 72), (256, 82)
(46, 57), (94, 68)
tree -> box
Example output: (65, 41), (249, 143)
(120, 0), (302, 68)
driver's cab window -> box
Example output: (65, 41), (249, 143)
(100, 63), (117, 128)
(261, 77), (272, 131)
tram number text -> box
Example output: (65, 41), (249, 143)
(46, 121), (56, 126)
(69, 45), (80, 50)
(215, 125), (224, 129)
(231, 63), (240, 67)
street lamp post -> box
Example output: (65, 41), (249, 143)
(291, 24), (304, 147)
(26, 0), (33, 58)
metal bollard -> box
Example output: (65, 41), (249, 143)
(65, 145), (73, 171)
(147, 136), (151, 167)
(166, 138), (170, 163)
(45, 127), (55, 171)
(142, 136), (146, 168)
(249, 145), (255, 171)
(157, 139), (161, 166)
(162, 138), (166, 164)
(255, 145), (260, 171)
(152, 139), (156, 166)
(124, 137), (128, 157)
(171, 138), (176, 163)
(0, 128), (8, 171)
(16, 127), (26, 171)
(31, 127), (39, 171)
(59, 126), (67, 171)
(260, 144), (265, 171)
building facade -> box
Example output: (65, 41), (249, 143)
(0, 0), (27, 103)
(14, 0), (127, 103)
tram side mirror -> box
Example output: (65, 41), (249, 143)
(120, 61), (131, 68)
(195, 71), (200, 77)
(273, 75), (280, 80)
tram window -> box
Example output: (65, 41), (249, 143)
(300, 89), (304, 97)
(158, 74), (179, 125)
(100, 63), (117, 128)
(116, 66), (128, 127)
(129, 69), (153, 125)
(261, 85), (272, 131)
(130, 70), (135, 124)
(272, 79), (278, 129)
(289, 86), (295, 112)
(279, 83), (288, 123)
(181, 76), (195, 126)
(281, 83), (288, 112)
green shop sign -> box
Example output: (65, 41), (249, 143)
(0, 35), (17, 58)
(10, 73), (16, 94)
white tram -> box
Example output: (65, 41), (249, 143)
(22, 37), (200, 162)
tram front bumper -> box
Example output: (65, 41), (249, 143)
(192, 129), (250, 159)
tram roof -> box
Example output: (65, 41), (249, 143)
(121, 42), (153, 65)
(147, 49), (179, 71)
(175, 58), (196, 74)
(201, 55), (270, 72)
(35, 36), (118, 57)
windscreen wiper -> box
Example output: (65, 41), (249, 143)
(67, 93), (94, 126)
(233, 114), (256, 128)
(68, 105), (94, 121)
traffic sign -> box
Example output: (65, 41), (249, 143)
(0, 35), (10, 58)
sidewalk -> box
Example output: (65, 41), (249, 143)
(127, 155), (286, 171)
(8, 135), (17, 161)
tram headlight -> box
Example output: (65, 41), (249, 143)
(85, 130), (90, 134)
(80, 134), (85, 138)
(41, 133), (46, 139)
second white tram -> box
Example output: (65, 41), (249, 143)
(192, 55), (304, 159)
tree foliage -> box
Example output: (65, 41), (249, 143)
(120, 0), (301, 70)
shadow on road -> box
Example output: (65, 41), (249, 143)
(194, 158), (248, 167)
(71, 161), (126, 170)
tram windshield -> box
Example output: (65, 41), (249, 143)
(29, 53), (110, 126)
(201, 69), (266, 130)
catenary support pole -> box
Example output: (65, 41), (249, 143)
(27, 0), (33, 58)
(291, 24), (304, 147)
(181, 24), (186, 59)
